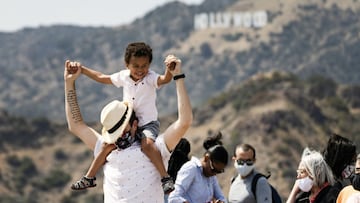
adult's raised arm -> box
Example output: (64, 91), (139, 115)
(163, 56), (193, 151)
(64, 60), (99, 150)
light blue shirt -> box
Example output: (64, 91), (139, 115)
(168, 156), (227, 203)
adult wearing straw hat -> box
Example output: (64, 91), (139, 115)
(63, 55), (192, 203)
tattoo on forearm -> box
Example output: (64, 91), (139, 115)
(67, 89), (82, 122)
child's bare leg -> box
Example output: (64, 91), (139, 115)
(85, 143), (116, 177)
(71, 143), (116, 190)
(141, 137), (174, 194)
(141, 137), (168, 177)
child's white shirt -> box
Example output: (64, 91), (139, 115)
(110, 69), (159, 126)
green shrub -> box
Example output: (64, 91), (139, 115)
(0, 195), (24, 203)
(84, 194), (103, 203)
(34, 169), (71, 191)
(283, 137), (303, 153)
(60, 196), (76, 203)
(6, 155), (38, 192)
(200, 43), (213, 58)
(341, 85), (360, 108)
(54, 149), (68, 160)
(326, 97), (349, 113)
(306, 75), (337, 99)
(222, 33), (243, 41)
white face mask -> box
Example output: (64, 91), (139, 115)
(298, 176), (313, 192)
(234, 162), (254, 177)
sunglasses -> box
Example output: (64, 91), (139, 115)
(209, 159), (224, 174)
(236, 159), (254, 166)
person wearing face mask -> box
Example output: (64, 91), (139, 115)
(293, 134), (357, 203)
(228, 143), (272, 203)
(286, 148), (340, 203)
(322, 134), (357, 190)
(168, 132), (228, 203)
(336, 153), (360, 203)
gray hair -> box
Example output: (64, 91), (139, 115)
(301, 148), (335, 187)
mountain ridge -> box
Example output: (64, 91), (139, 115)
(0, 0), (360, 122)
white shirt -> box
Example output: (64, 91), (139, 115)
(110, 69), (159, 127)
(94, 135), (171, 203)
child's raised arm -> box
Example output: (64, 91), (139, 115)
(157, 57), (176, 86)
(81, 65), (112, 85)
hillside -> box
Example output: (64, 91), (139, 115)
(0, 71), (359, 202)
(186, 71), (360, 197)
(0, 0), (359, 123)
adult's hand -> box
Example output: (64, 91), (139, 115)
(64, 60), (81, 81)
(164, 55), (182, 76)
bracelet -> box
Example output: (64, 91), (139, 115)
(173, 74), (185, 80)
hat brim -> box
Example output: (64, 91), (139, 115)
(102, 103), (133, 144)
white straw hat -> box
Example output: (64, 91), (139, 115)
(100, 100), (133, 144)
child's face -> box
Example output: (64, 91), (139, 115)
(126, 56), (150, 81)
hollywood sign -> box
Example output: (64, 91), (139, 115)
(194, 11), (268, 30)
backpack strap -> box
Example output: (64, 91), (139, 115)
(230, 173), (239, 184)
(251, 173), (266, 200)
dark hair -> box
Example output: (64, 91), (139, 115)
(322, 133), (357, 179)
(234, 143), (256, 159)
(167, 138), (191, 180)
(203, 132), (228, 165)
(124, 42), (153, 64)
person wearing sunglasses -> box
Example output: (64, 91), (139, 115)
(168, 132), (228, 203)
(228, 143), (272, 203)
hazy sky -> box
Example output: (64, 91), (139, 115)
(0, 0), (203, 32)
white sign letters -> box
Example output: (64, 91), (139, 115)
(194, 11), (268, 30)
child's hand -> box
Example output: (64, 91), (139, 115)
(164, 54), (182, 75)
(67, 60), (81, 74)
(64, 60), (81, 80)
(130, 119), (138, 138)
(168, 62), (176, 70)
